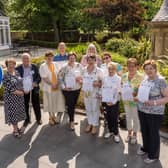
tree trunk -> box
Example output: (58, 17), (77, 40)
(52, 18), (59, 42)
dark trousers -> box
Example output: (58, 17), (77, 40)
(24, 89), (41, 126)
(62, 89), (80, 122)
(138, 111), (163, 159)
(103, 102), (119, 135)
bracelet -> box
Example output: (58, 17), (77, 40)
(154, 100), (157, 106)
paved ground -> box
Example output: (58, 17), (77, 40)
(0, 106), (168, 168)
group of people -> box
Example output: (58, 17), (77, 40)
(2, 42), (168, 164)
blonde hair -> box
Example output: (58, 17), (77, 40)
(108, 62), (117, 70)
(5, 58), (16, 67)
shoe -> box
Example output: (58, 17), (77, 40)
(70, 122), (75, 131)
(49, 118), (55, 126)
(125, 135), (131, 143)
(91, 126), (97, 135)
(144, 158), (157, 164)
(137, 147), (146, 155)
(104, 132), (113, 139)
(52, 116), (59, 124)
(114, 135), (120, 143)
(130, 136), (137, 144)
(85, 125), (92, 133)
(13, 131), (21, 138)
(37, 120), (42, 125)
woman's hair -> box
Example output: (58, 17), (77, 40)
(68, 52), (77, 59)
(86, 43), (97, 55)
(5, 58), (16, 67)
(102, 52), (111, 58)
(127, 58), (138, 66)
(58, 42), (66, 49)
(108, 62), (117, 70)
(86, 55), (96, 62)
(45, 50), (54, 57)
(143, 59), (157, 70)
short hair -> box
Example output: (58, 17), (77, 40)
(86, 43), (97, 55)
(5, 58), (16, 67)
(143, 59), (157, 70)
(45, 50), (54, 57)
(127, 58), (138, 66)
(22, 52), (31, 59)
(68, 52), (77, 59)
(108, 62), (117, 70)
(58, 42), (66, 49)
(103, 52), (111, 58)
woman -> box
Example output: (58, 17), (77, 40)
(39, 51), (65, 125)
(137, 60), (168, 164)
(59, 52), (83, 130)
(121, 58), (143, 144)
(101, 63), (121, 143)
(80, 43), (102, 67)
(3, 58), (26, 138)
(82, 55), (103, 135)
(100, 52), (122, 76)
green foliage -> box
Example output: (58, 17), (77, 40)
(105, 37), (151, 65)
(95, 31), (109, 43)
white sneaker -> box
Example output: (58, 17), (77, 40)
(137, 148), (146, 155)
(125, 136), (131, 143)
(144, 158), (157, 164)
(114, 135), (120, 143)
(104, 132), (113, 139)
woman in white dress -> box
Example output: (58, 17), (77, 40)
(82, 55), (103, 135)
(39, 51), (65, 125)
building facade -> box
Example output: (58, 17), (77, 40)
(0, 11), (11, 56)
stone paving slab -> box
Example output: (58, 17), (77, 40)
(0, 106), (168, 168)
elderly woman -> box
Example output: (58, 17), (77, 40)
(59, 52), (83, 130)
(137, 60), (168, 164)
(3, 58), (26, 138)
(82, 55), (103, 135)
(101, 62), (121, 143)
(80, 43), (102, 67)
(121, 58), (143, 144)
(39, 51), (65, 125)
(100, 52), (122, 76)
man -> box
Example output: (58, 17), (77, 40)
(53, 42), (68, 70)
(16, 53), (42, 127)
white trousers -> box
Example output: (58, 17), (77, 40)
(124, 104), (139, 132)
(84, 97), (100, 126)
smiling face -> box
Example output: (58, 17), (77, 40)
(144, 64), (157, 79)
(127, 62), (137, 75)
(22, 54), (31, 67)
(58, 43), (66, 55)
(103, 54), (111, 64)
(6, 60), (16, 73)
(108, 63), (116, 76)
(87, 56), (96, 65)
(68, 54), (76, 64)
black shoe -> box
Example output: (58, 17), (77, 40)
(37, 120), (42, 125)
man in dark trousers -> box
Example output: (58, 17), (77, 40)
(16, 53), (42, 127)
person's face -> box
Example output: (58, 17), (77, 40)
(87, 56), (96, 65)
(58, 44), (65, 54)
(108, 66), (116, 76)
(88, 47), (96, 55)
(7, 62), (16, 72)
(127, 63), (137, 74)
(144, 64), (157, 79)
(45, 55), (53, 63)
(103, 54), (111, 64)
(68, 55), (76, 64)
(22, 55), (31, 67)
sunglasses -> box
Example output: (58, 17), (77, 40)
(103, 56), (110, 60)
(89, 56), (96, 59)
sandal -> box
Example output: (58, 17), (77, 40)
(13, 131), (21, 138)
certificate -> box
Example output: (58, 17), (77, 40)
(121, 82), (133, 101)
(137, 80), (153, 102)
(102, 86), (116, 103)
(23, 76), (33, 92)
(65, 73), (76, 89)
(82, 76), (94, 92)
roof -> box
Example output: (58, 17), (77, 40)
(152, 0), (168, 22)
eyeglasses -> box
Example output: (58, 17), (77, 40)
(103, 56), (110, 60)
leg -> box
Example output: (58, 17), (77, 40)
(31, 90), (42, 123)
(147, 114), (163, 159)
(23, 93), (30, 126)
(138, 111), (149, 153)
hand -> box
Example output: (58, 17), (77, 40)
(63, 87), (72, 91)
(144, 100), (154, 106)
(32, 82), (38, 87)
(15, 90), (24, 96)
(76, 76), (82, 84)
(93, 81), (99, 88)
(24, 91), (30, 94)
(52, 83), (58, 89)
(106, 102), (113, 106)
